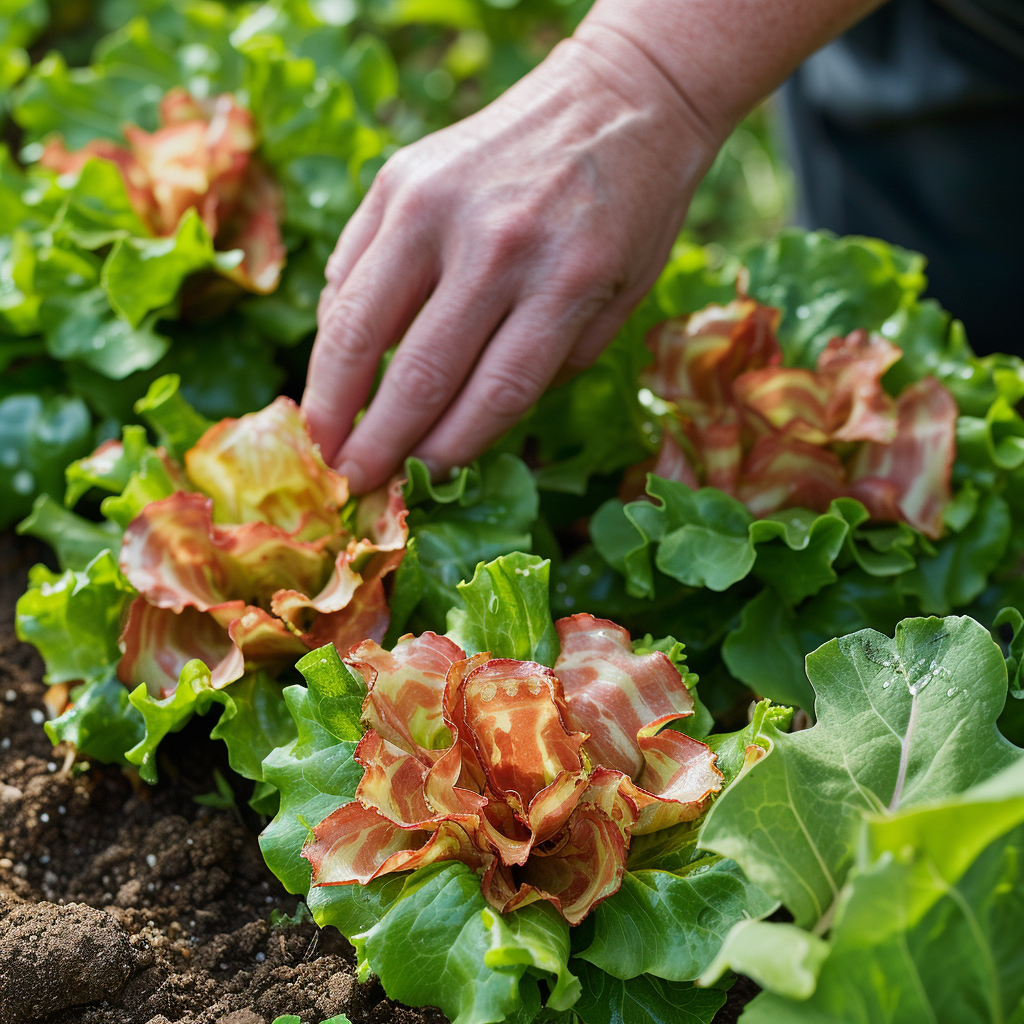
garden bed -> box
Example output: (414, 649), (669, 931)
(0, 533), (449, 1024)
(0, 529), (761, 1023)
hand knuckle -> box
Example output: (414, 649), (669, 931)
(396, 352), (450, 409)
(479, 365), (544, 419)
(320, 294), (379, 364)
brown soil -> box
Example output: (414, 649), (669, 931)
(0, 534), (446, 1024)
(0, 532), (758, 1024)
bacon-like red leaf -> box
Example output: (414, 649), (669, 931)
(736, 434), (847, 518)
(847, 376), (957, 539)
(817, 329), (901, 443)
(305, 804), (485, 887)
(484, 804), (628, 925)
(554, 614), (695, 779)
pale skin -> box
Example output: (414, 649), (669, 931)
(303, 0), (883, 493)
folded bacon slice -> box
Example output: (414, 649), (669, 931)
(641, 299), (782, 421)
(553, 614), (696, 779)
(484, 803), (628, 925)
(306, 804), (485, 887)
(817, 329), (901, 443)
(736, 434), (847, 518)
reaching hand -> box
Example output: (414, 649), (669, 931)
(302, 0), (881, 492)
(302, 27), (718, 492)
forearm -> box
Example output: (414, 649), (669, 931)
(576, 0), (886, 138)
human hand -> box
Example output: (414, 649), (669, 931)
(302, 24), (722, 493)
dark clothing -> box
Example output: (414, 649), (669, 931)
(783, 0), (1024, 354)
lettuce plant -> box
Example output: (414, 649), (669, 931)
(547, 231), (1024, 713)
(15, 375), (542, 788)
(259, 552), (779, 1024)
(637, 295), (956, 537)
(304, 614), (723, 925)
(40, 86), (287, 294)
(1, 2), (393, 526)
(15, 375), (405, 784)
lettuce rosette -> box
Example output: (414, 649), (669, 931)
(259, 552), (780, 1024)
(15, 374), (542, 789)
(1, 1), (394, 526)
(539, 230), (1024, 718)
(14, 375), (405, 786)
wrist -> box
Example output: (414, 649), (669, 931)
(535, 30), (724, 201)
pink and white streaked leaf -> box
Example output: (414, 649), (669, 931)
(554, 614), (694, 779)
(847, 376), (957, 539)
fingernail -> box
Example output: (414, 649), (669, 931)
(336, 460), (365, 494)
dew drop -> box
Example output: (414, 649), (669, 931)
(487, 594), (499, 613)
(882, 680), (891, 689)
(947, 687), (956, 697)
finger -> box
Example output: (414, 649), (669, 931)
(332, 278), (513, 493)
(316, 186), (387, 326)
(302, 228), (436, 466)
(550, 289), (643, 387)
(414, 290), (609, 472)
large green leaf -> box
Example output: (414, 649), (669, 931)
(572, 961), (725, 1024)
(578, 861), (778, 982)
(351, 862), (578, 1024)
(701, 615), (1021, 928)
(446, 552), (560, 666)
(739, 759), (1024, 1022)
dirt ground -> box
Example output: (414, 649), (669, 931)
(0, 532), (756, 1024)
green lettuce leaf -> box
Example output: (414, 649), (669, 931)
(737, 757), (1024, 1021)
(391, 452), (538, 636)
(0, 391), (93, 528)
(259, 644), (368, 896)
(351, 861), (578, 1024)
(15, 549), (133, 686)
(446, 551), (559, 666)
(125, 662), (295, 786)
(578, 860), (778, 982)
(572, 961), (725, 1024)
(45, 675), (145, 766)
(17, 493), (122, 571)
(701, 615), (1021, 929)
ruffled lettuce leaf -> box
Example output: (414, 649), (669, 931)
(701, 615), (1022, 930)
(388, 452), (539, 638)
(259, 643), (367, 895)
(445, 551), (560, 666)
(125, 661), (297, 786)
(15, 548), (133, 686)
